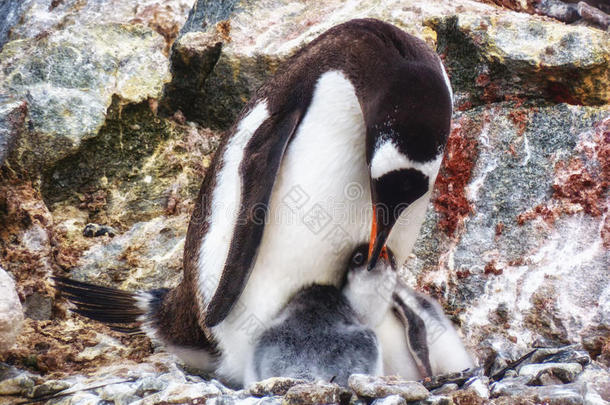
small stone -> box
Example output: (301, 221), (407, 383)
(535, 0), (581, 23)
(0, 372), (36, 396)
(431, 383), (459, 395)
(135, 376), (167, 396)
(418, 395), (454, 405)
(172, 382), (222, 401)
(529, 345), (590, 366)
(248, 377), (309, 397)
(83, 223), (117, 238)
(24, 292), (53, 320)
(578, 1), (610, 29)
(492, 383), (585, 405)
(371, 394), (407, 405)
(519, 362), (583, 384)
(25, 379), (71, 398)
(348, 374), (429, 401)
(0, 267), (24, 351)
(537, 373), (563, 386)
(422, 368), (481, 391)
(282, 382), (348, 405)
(463, 377), (490, 399)
(490, 376), (531, 397)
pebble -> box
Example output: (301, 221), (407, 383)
(25, 379), (71, 398)
(462, 376), (489, 399)
(83, 223), (117, 237)
(417, 395), (453, 405)
(348, 374), (429, 401)
(248, 377), (309, 397)
(431, 383), (458, 395)
(519, 362), (583, 384)
(371, 394), (407, 405)
(282, 382), (349, 405)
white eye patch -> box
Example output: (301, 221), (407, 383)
(370, 140), (443, 189)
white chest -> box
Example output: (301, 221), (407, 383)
(212, 71), (372, 383)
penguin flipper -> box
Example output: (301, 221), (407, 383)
(392, 292), (434, 377)
(205, 108), (303, 327)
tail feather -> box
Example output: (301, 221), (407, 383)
(53, 276), (145, 326)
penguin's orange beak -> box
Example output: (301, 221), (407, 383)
(367, 203), (390, 270)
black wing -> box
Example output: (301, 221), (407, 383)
(204, 108), (303, 327)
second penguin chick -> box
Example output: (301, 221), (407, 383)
(245, 284), (382, 387)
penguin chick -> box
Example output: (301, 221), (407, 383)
(392, 281), (475, 376)
(245, 284), (382, 387)
(342, 244), (474, 379)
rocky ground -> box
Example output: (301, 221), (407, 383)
(0, 0), (608, 404)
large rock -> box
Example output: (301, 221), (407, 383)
(348, 375), (430, 401)
(407, 103), (609, 363)
(0, 23), (170, 174)
(431, 13), (610, 109)
(0, 267), (23, 352)
(69, 214), (189, 291)
(162, 0), (609, 129)
(1, 0), (195, 53)
(161, 0), (496, 128)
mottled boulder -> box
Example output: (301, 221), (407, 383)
(162, 0), (496, 128)
(408, 103), (609, 365)
(0, 267), (23, 352)
(3, 0), (194, 53)
(0, 23), (170, 174)
(430, 13), (609, 109)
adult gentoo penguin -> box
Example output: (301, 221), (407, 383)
(54, 18), (453, 386)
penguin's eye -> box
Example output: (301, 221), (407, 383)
(351, 252), (365, 267)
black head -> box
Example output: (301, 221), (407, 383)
(363, 61), (452, 269)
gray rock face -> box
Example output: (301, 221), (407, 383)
(408, 103), (609, 364)
(0, 267), (23, 352)
(161, 0), (497, 128)
(161, 0), (609, 129)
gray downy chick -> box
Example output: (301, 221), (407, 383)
(245, 283), (382, 386)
